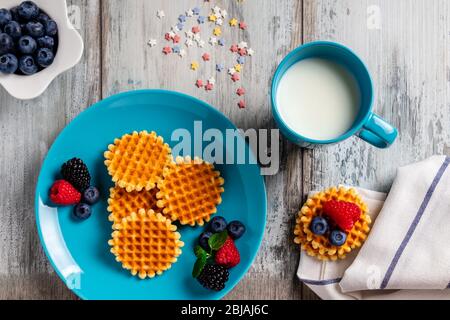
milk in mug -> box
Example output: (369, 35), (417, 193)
(276, 58), (361, 141)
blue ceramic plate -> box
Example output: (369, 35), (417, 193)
(35, 90), (267, 300)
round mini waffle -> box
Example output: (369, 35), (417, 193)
(156, 156), (225, 226)
(107, 186), (163, 228)
(104, 131), (172, 192)
(108, 209), (184, 279)
(294, 186), (371, 261)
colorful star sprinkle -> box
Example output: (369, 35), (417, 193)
(218, 38), (226, 46)
(178, 48), (187, 57)
(185, 38), (194, 47)
(229, 18), (238, 27)
(198, 16), (206, 24)
(247, 48), (255, 56)
(238, 48), (248, 56)
(230, 44), (239, 53)
(234, 64), (242, 73)
(209, 14), (217, 22)
(196, 79), (204, 88)
(239, 21), (247, 30)
(205, 83), (214, 91)
(228, 67), (236, 75)
(208, 77), (216, 85)
(162, 46), (172, 55)
(238, 41), (248, 49)
(173, 35), (181, 44)
(165, 33), (172, 41)
(172, 45), (181, 53)
(186, 9), (194, 17)
(216, 64), (224, 72)
(191, 61), (199, 70)
(237, 56), (246, 64)
(157, 10), (165, 19)
(192, 26), (201, 34)
(192, 7), (201, 15)
(178, 15), (187, 23)
(236, 87), (245, 96)
(238, 100), (246, 109)
(209, 37), (218, 46)
(202, 53), (211, 61)
(216, 19), (223, 26)
(213, 27), (222, 36)
(147, 39), (157, 47)
(231, 73), (240, 82)
(176, 22), (184, 31)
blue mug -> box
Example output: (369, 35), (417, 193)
(271, 41), (398, 148)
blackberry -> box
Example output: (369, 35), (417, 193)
(197, 264), (229, 291)
(61, 158), (91, 192)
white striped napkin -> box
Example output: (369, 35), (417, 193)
(297, 155), (450, 300)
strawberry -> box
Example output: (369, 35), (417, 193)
(322, 200), (361, 232)
(215, 237), (240, 268)
(49, 180), (81, 205)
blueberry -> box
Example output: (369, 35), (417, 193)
(227, 221), (246, 240)
(329, 230), (347, 246)
(198, 231), (213, 251)
(208, 216), (227, 233)
(18, 1), (40, 21)
(36, 48), (54, 68)
(0, 9), (12, 27)
(37, 35), (54, 49)
(82, 186), (100, 205)
(18, 35), (37, 54)
(44, 20), (57, 36)
(310, 216), (329, 235)
(19, 55), (38, 75)
(73, 203), (92, 220)
(0, 33), (14, 55)
(4, 21), (22, 39)
(10, 7), (20, 22)
(37, 12), (50, 24)
(0, 54), (19, 74)
(25, 21), (44, 38)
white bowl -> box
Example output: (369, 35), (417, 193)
(0, 0), (83, 100)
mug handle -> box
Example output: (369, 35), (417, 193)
(357, 113), (398, 148)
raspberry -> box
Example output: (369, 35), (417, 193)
(61, 158), (91, 192)
(322, 200), (361, 232)
(215, 237), (240, 268)
(49, 180), (81, 205)
(197, 264), (229, 291)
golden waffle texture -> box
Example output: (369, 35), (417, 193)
(109, 209), (184, 279)
(294, 186), (371, 261)
(104, 131), (172, 192)
(107, 186), (162, 228)
(156, 156), (225, 226)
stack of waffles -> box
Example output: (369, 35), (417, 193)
(104, 131), (224, 279)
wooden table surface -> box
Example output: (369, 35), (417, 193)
(1, 0), (449, 300)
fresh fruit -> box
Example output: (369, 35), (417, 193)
(310, 216), (329, 235)
(37, 35), (54, 49)
(198, 231), (213, 251)
(197, 264), (229, 291)
(10, 7), (20, 22)
(322, 200), (361, 232)
(37, 12), (50, 24)
(0, 9), (12, 27)
(329, 230), (347, 246)
(215, 237), (240, 268)
(208, 216), (227, 233)
(18, 35), (37, 54)
(36, 48), (54, 67)
(44, 20), (57, 36)
(227, 220), (246, 240)
(49, 180), (81, 205)
(0, 33), (14, 55)
(82, 186), (100, 205)
(61, 158), (91, 192)
(18, 55), (37, 75)
(18, 1), (40, 21)
(4, 21), (22, 39)
(25, 21), (44, 38)
(73, 203), (92, 220)
(0, 54), (18, 74)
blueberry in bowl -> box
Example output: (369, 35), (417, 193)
(0, 1), (59, 76)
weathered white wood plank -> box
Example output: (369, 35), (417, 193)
(0, 0), (101, 299)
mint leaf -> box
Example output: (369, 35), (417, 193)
(192, 255), (207, 278)
(194, 245), (207, 259)
(208, 231), (228, 251)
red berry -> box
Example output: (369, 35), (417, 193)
(322, 200), (361, 232)
(215, 237), (240, 268)
(49, 180), (81, 205)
